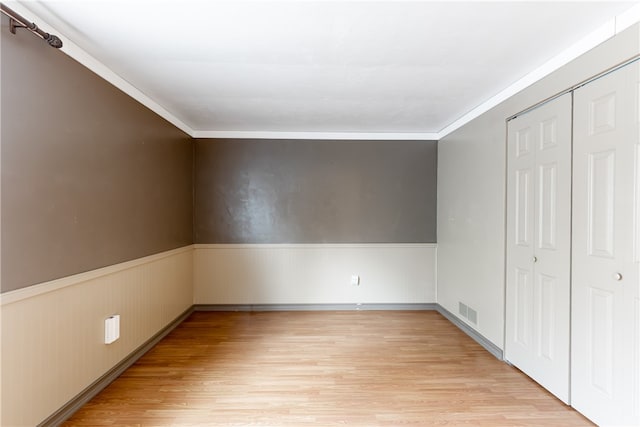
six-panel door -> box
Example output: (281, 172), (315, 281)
(505, 93), (572, 404)
(571, 60), (640, 426)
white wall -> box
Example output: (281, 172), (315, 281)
(194, 244), (436, 305)
(0, 247), (193, 426)
(437, 23), (640, 349)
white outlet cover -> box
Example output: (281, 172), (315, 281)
(351, 275), (360, 286)
(105, 314), (120, 344)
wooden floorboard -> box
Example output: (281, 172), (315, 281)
(63, 311), (593, 426)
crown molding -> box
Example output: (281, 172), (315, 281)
(192, 130), (439, 141)
(437, 4), (640, 139)
(7, 1), (194, 137)
(10, 1), (640, 142)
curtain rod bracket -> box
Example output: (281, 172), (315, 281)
(1, 3), (63, 48)
(9, 17), (25, 34)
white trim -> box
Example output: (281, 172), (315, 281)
(194, 243), (436, 249)
(1, 243), (435, 305)
(6, 1), (194, 137)
(192, 131), (439, 141)
(437, 20), (614, 138)
(615, 3), (640, 34)
(7, 2), (640, 142)
(0, 245), (193, 306)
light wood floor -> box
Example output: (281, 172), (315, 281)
(63, 311), (593, 426)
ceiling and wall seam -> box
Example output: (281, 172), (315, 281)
(437, 2), (640, 140)
(5, 0), (195, 138)
(9, 1), (640, 142)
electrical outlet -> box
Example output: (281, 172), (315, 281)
(351, 275), (360, 286)
(105, 314), (120, 344)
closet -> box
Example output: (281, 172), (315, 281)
(505, 93), (572, 404)
(505, 60), (639, 426)
(571, 60), (640, 426)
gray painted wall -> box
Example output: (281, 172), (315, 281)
(1, 16), (438, 292)
(1, 16), (193, 293)
(194, 139), (437, 243)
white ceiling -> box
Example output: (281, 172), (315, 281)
(13, 0), (640, 139)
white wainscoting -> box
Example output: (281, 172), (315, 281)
(193, 244), (436, 305)
(0, 246), (194, 427)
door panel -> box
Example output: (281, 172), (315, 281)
(538, 162), (558, 250)
(587, 150), (615, 258)
(588, 287), (614, 396)
(540, 117), (558, 150)
(515, 168), (532, 246)
(516, 126), (532, 157)
(572, 60), (640, 426)
(506, 93), (572, 404)
(538, 273), (556, 360)
(515, 267), (532, 346)
(589, 92), (616, 135)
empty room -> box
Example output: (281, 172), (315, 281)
(1, 1), (639, 426)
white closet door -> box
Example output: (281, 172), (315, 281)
(506, 93), (572, 403)
(572, 61), (640, 426)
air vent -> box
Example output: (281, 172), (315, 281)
(467, 307), (478, 325)
(458, 301), (478, 325)
(458, 302), (468, 317)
